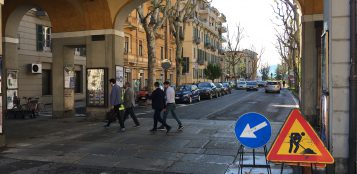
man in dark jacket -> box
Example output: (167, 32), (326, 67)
(150, 82), (171, 133)
(105, 79), (124, 131)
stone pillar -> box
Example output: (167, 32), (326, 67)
(301, 21), (318, 124)
(52, 38), (75, 118)
(0, 0), (5, 147)
(327, 0), (350, 172)
(85, 33), (124, 120)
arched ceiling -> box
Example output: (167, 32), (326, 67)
(3, 0), (323, 34)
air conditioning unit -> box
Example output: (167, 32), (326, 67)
(31, 63), (42, 74)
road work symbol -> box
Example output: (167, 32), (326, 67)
(267, 109), (334, 165)
(235, 113), (272, 149)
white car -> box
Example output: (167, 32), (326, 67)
(265, 81), (281, 93)
(236, 81), (247, 90)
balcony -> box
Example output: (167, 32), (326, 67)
(193, 37), (201, 45)
(218, 48), (225, 55)
(204, 42), (211, 49)
(219, 26), (227, 33)
(219, 14), (227, 23)
(211, 46), (217, 52)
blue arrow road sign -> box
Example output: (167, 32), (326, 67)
(235, 113), (272, 149)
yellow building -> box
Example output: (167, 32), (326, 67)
(123, 4), (176, 92)
(181, 2), (227, 84)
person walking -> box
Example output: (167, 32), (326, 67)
(158, 81), (183, 131)
(150, 82), (171, 133)
(105, 79), (124, 129)
(123, 82), (140, 128)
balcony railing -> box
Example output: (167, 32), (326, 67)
(193, 37), (201, 45)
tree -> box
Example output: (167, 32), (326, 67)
(224, 24), (245, 79)
(137, 0), (170, 92)
(245, 46), (265, 80)
(204, 64), (222, 82)
(167, 0), (204, 86)
(275, 64), (284, 80)
(260, 63), (270, 81)
(273, 0), (301, 92)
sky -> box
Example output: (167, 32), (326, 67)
(211, 0), (282, 67)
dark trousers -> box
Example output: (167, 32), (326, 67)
(107, 104), (123, 127)
(153, 109), (170, 129)
(162, 103), (182, 126)
(123, 107), (140, 127)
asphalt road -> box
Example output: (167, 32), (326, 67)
(136, 88), (298, 122)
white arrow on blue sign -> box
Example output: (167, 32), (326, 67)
(235, 113), (272, 149)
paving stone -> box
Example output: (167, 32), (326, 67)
(76, 154), (122, 167)
(204, 148), (238, 156)
(180, 154), (235, 164)
(115, 157), (174, 172)
(204, 140), (239, 150)
(166, 161), (229, 174)
(134, 150), (184, 161)
(184, 139), (210, 148)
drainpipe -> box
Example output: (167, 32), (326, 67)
(349, 0), (357, 173)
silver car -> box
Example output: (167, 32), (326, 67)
(265, 81), (281, 93)
(236, 81), (247, 90)
(246, 81), (259, 91)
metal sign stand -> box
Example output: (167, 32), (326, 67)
(237, 145), (272, 174)
(279, 163), (318, 174)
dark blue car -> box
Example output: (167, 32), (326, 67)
(175, 85), (201, 104)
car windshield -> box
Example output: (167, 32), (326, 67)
(215, 83), (222, 87)
(247, 82), (257, 85)
(176, 85), (189, 91)
(239, 82), (246, 84)
(198, 83), (211, 88)
(267, 82), (278, 85)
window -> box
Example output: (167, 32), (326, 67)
(139, 40), (143, 56)
(161, 47), (164, 60)
(124, 36), (129, 54)
(74, 48), (86, 57)
(169, 49), (172, 61)
(75, 70), (83, 93)
(194, 48), (196, 59)
(182, 57), (190, 74)
(36, 25), (51, 52)
(42, 70), (52, 95)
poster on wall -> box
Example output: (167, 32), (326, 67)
(7, 70), (18, 89)
(64, 66), (75, 89)
(7, 89), (18, 110)
(87, 68), (107, 107)
(116, 66), (124, 87)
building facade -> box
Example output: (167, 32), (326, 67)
(224, 49), (258, 80)
(181, 2), (227, 84)
(15, 9), (86, 105)
(123, 4), (177, 91)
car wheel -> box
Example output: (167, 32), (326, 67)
(188, 96), (192, 104)
(278, 91), (281, 94)
(265, 90), (268, 93)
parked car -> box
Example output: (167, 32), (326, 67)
(246, 81), (259, 91)
(222, 82), (232, 94)
(257, 81), (267, 87)
(197, 82), (219, 99)
(236, 81), (247, 90)
(214, 83), (225, 96)
(265, 81), (281, 93)
(137, 87), (150, 103)
(175, 84), (200, 104)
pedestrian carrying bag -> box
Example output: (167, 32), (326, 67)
(106, 109), (117, 122)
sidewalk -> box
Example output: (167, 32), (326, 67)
(1, 116), (292, 174)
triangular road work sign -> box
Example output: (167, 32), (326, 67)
(267, 109), (334, 165)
